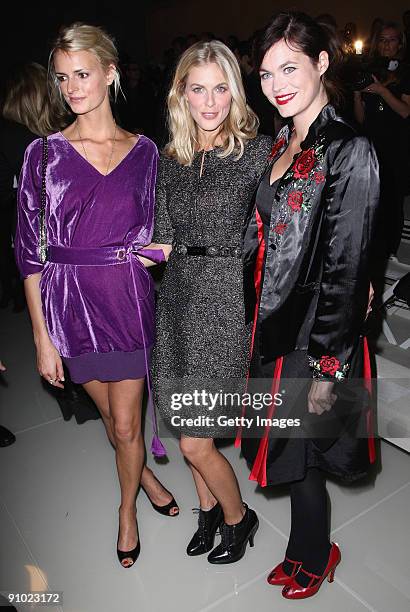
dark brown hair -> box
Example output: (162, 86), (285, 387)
(2, 62), (68, 135)
(254, 11), (344, 108)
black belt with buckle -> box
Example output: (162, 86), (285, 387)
(173, 243), (242, 258)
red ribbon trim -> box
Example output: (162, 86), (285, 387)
(235, 209), (265, 449)
(363, 336), (376, 464)
(249, 357), (283, 487)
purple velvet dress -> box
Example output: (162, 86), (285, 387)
(15, 132), (161, 384)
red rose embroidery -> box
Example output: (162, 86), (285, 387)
(314, 171), (325, 184)
(268, 137), (286, 160)
(287, 191), (303, 212)
(293, 148), (316, 179)
(274, 222), (288, 235)
(319, 356), (340, 376)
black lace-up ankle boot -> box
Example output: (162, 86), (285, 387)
(207, 503), (259, 564)
(186, 502), (223, 556)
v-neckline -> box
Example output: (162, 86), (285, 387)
(58, 131), (142, 177)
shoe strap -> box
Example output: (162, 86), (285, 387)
(298, 567), (321, 587)
(284, 557), (302, 575)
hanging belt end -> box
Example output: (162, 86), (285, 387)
(151, 434), (167, 458)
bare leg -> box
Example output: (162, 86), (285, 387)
(82, 380), (114, 443)
(180, 436), (245, 525)
(82, 380), (178, 513)
(108, 378), (145, 567)
(139, 467), (179, 514)
(189, 464), (217, 510)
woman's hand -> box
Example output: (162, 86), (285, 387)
(363, 75), (387, 96)
(364, 76), (410, 118)
(136, 243), (172, 268)
(308, 380), (337, 415)
(36, 339), (65, 388)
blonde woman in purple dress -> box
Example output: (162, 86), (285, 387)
(15, 23), (178, 569)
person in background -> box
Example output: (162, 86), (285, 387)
(364, 17), (384, 55)
(354, 21), (410, 263)
(116, 58), (156, 138)
(402, 10), (410, 62)
(0, 62), (67, 312)
(155, 37), (189, 147)
(15, 22), (178, 570)
(246, 32), (278, 137)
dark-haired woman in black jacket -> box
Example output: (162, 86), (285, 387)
(237, 12), (379, 600)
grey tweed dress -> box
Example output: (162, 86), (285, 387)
(152, 134), (272, 437)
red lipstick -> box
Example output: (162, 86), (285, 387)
(275, 93), (297, 105)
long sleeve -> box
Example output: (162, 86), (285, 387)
(15, 139), (44, 279)
(130, 142), (159, 247)
(246, 134), (273, 181)
(130, 144), (165, 263)
(152, 156), (174, 244)
(307, 136), (379, 380)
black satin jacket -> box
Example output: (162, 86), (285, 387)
(243, 104), (380, 381)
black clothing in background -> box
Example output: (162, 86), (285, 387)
(245, 71), (276, 137)
(115, 81), (156, 140)
(0, 119), (36, 309)
(0, 119), (36, 211)
(404, 31), (410, 64)
(362, 64), (410, 256)
(46, 363), (101, 424)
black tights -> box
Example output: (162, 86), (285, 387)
(284, 468), (331, 585)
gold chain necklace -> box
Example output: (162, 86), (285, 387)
(75, 120), (117, 176)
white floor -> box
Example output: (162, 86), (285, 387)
(1, 305), (410, 612)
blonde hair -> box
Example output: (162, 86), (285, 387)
(2, 62), (68, 136)
(165, 40), (259, 165)
(48, 22), (122, 113)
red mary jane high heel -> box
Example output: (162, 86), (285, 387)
(282, 542), (341, 599)
(267, 557), (302, 586)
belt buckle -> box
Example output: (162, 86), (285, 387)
(175, 244), (188, 255)
(207, 246), (218, 257)
(116, 248), (126, 261)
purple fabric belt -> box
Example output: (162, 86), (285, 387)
(46, 243), (167, 458)
(47, 245), (165, 266)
